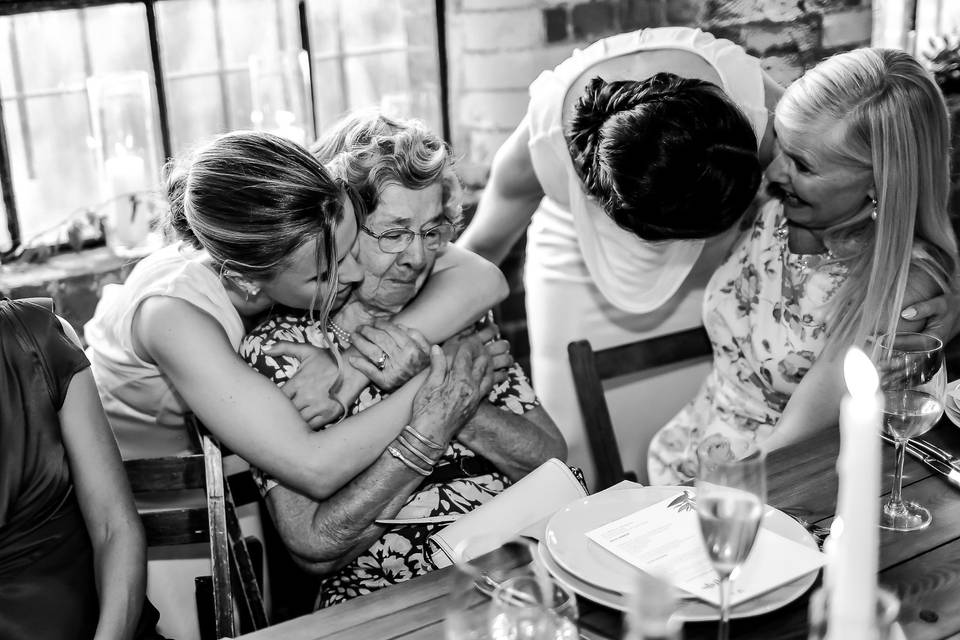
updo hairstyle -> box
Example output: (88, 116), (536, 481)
(567, 73), (761, 241)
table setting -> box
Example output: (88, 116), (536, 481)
(237, 334), (960, 640)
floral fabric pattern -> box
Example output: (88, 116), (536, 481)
(239, 313), (541, 608)
(647, 201), (848, 485)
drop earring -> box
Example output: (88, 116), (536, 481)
(870, 197), (878, 221)
(223, 269), (261, 300)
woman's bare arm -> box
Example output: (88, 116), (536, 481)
(395, 244), (508, 341)
(458, 117), (544, 265)
(764, 271), (936, 452)
(134, 296), (435, 500)
(60, 368), (146, 640)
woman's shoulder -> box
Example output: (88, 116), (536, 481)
(1, 297), (62, 338)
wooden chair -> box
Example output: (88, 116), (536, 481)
(124, 419), (268, 639)
(567, 326), (712, 490)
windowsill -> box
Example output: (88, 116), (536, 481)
(0, 245), (151, 291)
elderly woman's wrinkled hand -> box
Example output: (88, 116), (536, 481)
(348, 319), (432, 391)
(263, 340), (346, 430)
(444, 320), (513, 384)
(409, 342), (493, 445)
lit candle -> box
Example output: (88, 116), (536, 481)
(825, 347), (882, 638)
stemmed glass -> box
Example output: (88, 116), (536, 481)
(876, 332), (946, 531)
(696, 449), (767, 640)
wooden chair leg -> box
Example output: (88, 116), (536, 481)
(224, 481), (269, 631)
(195, 576), (215, 640)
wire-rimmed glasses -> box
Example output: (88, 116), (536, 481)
(360, 222), (455, 253)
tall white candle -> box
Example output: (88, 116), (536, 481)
(825, 347), (882, 638)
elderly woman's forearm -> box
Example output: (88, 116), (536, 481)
(457, 405), (566, 480)
(268, 455), (425, 573)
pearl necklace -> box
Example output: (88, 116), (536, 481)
(327, 320), (352, 346)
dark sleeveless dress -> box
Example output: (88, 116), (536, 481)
(0, 298), (102, 639)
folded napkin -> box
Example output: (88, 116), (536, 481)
(428, 458), (587, 568)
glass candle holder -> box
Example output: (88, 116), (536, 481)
(807, 585), (901, 640)
(86, 71), (158, 253)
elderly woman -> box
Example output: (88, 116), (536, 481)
(648, 48), (958, 484)
(240, 111), (567, 607)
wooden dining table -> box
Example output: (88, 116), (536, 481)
(237, 420), (960, 640)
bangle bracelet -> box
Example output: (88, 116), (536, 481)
(387, 445), (432, 476)
(403, 424), (444, 450)
(397, 434), (437, 467)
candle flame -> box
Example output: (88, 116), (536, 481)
(844, 347), (879, 398)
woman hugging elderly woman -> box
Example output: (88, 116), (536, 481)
(240, 111), (566, 607)
(84, 125), (518, 637)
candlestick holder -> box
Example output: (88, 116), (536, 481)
(808, 585), (901, 640)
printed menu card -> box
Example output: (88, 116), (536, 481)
(585, 490), (826, 606)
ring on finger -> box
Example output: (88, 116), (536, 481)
(376, 350), (389, 370)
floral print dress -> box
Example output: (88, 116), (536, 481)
(239, 313), (541, 608)
(647, 201), (848, 485)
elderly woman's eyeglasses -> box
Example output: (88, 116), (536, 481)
(360, 222), (456, 254)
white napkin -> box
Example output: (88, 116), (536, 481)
(427, 458), (587, 568)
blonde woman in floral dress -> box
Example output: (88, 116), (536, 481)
(648, 48), (958, 484)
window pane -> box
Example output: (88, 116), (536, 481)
(0, 5), (161, 245)
(336, 0), (405, 50)
(311, 59), (346, 132)
(164, 76), (226, 152)
(158, 0), (308, 152)
(307, 0), (442, 136)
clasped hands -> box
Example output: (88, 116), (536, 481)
(264, 317), (512, 430)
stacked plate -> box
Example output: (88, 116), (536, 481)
(946, 379), (960, 427)
(538, 486), (820, 621)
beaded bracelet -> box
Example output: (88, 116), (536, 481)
(387, 445), (432, 476)
(403, 424), (444, 450)
(397, 433), (437, 467)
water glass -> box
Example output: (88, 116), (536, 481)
(622, 571), (682, 640)
(489, 574), (578, 640)
(696, 448), (767, 640)
(444, 538), (539, 640)
(876, 332), (946, 531)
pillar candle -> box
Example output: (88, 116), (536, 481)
(825, 347), (882, 638)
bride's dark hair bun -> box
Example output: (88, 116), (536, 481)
(567, 72), (761, 241)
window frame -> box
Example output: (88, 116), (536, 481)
(0, 0), (449, 259)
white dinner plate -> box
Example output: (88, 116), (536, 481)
(541, 486), (820, 620)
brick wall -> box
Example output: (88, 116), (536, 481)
(446, 0), (874, 364)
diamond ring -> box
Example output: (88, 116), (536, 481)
(376, 351), (389, 370)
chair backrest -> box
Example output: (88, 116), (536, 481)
(567, 326), (712, 490)
(124, 419), (268, 639)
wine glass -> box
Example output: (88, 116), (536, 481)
(876, 332), (946, 531)
(696, 448), (767, 640)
